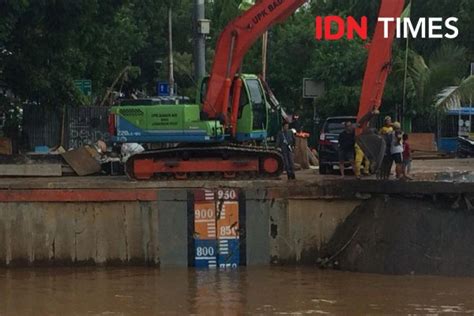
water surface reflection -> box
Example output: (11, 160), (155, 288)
(1, 267), (474, 315)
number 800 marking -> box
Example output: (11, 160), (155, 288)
(196, 247), (215, 257)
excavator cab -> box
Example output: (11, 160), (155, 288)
(234, 75), (268, 142)
(198, 74), (269, 143)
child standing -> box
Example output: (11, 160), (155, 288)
(402, 134), (413, 179)
(390, 122), (404, 179)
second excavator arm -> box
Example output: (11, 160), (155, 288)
(356, 0), (406, 170)
(357, 0), (406, 128)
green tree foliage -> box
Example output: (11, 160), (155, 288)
(265, 7), (366, 120)
(1, 0), (151, 107)
(0, 0), (472, 131)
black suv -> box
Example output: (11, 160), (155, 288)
(318, 116), (357, 174)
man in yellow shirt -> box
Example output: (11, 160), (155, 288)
(378, 116), (394, 179)
(380, 116), (394, 134)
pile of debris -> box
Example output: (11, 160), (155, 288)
(458, 136), (474, 158)
(0, 141), (143, 177)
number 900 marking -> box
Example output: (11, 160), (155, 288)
(195, 208), (214, 219)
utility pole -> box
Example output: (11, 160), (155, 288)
(168, 6), (175, 96)
(401, 1), (412, 131)
(194, 0), (208, 82)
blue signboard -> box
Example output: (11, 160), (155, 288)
(157, 81), (169, 96)
(218, 239), (239, 269)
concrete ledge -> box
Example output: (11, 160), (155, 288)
(1, 177), (472, 196)
(0, 178), (472, 202)
(157, 189), (188, 201)
(0, 189), (158, 202)
(0, 164), (62, 177)
(329, 180), (474, 195)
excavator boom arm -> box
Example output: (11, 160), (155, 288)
(355, 0), (405, 171)
(203, 0), (307, 121)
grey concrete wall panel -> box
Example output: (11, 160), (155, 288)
(0, 202), (160, 266)
(157, 189), (188, 267)
(272, 200), (360, 264)
(245, 198), (271, 265)
(268, 199), (291, 263)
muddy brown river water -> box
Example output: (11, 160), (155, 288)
(1, 267), (474, 315)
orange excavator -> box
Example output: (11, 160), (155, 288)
(110, 0), (405, 180)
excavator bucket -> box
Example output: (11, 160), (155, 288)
(356, 132), (386, 173)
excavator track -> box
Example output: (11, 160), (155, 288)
(125, 144), (284, 180)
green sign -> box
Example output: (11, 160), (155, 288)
(239, 0), (255, 10)
(74, 79), (92, 96)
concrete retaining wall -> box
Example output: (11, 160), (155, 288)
(0, 202), (159, 266)
(271, 200), (361, 263)
(0, 188), (360, 267)
(244, 196), (360, 265)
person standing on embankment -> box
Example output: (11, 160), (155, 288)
(276, 121), (296, 180)
(391, 122), (406, 179)
(354, 109), (380, 179)
(378, 116), (394, 179)
(403, 133), (413, 178)
(338, 122), (356, 179)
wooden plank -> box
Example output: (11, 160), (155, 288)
(0, 164), (62, 177)
(408, 133), (437, 152)
(0, 189), (157, 202)
(61, 147), (102, 176)
(0, 138), (12, 155)
(412, 152), (453, 160)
